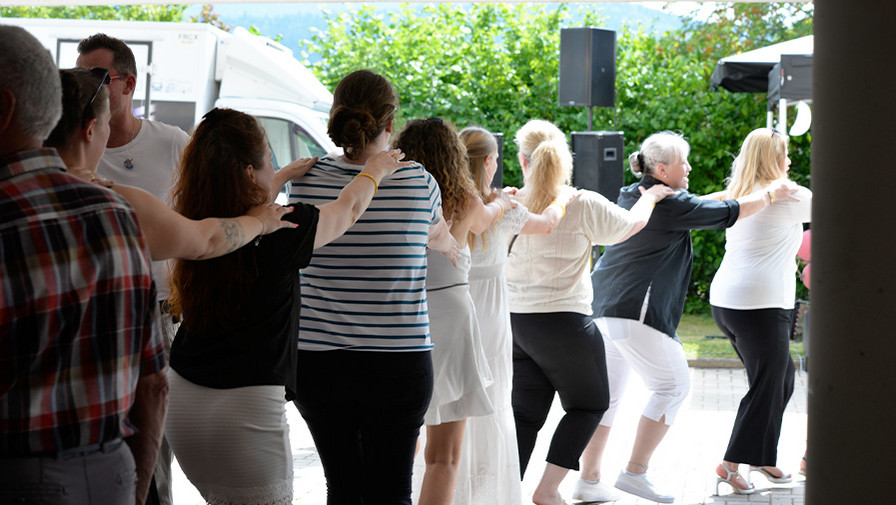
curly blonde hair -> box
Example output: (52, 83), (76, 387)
(393, 118), (476, 221)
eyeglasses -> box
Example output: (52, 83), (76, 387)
(82, 67), (111, 124)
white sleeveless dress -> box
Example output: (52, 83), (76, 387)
(422, 246), (494, 425)
(455, 205), (528, 505)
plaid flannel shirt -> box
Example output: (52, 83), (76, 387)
(0, 148), (164, 456)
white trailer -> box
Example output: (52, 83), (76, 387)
(4, 17), (337, 172)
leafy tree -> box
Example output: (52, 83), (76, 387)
(0, 5), (186, 22)
(189, 4), (231, 32)
(305, 2), (816, 312)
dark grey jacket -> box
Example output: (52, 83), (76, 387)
(591, 176), (739, 338)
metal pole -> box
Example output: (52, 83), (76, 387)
(778, 98), (787, 134)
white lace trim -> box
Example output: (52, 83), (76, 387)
(198, 478), (292, 505)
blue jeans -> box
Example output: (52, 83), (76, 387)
(294, 350), (433, 505)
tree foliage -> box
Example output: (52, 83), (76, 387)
(304, 2), (813, 312)
(0, 5), (186, 22)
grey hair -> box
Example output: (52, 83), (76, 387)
(0, 25), (62, 141)
(629, 131), (689, 178)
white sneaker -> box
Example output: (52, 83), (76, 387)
(571, 478), (621, 502)
(614, 470), (675, 503)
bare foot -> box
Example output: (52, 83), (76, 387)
(758, 466), (788, 479)
(532, 490), (566, 505)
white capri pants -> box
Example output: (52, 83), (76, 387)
(595, 317), (690, 427)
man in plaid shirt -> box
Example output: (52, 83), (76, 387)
(0, 25), (168, 505)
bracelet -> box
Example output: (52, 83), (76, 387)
(495, 201), (505, 221)
(251, 214), (266, 237)
(549, 201), (566, 218)
(767, 191), (776, 205)
(355, 172), (379, 194)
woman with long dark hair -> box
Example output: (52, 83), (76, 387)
(163, 107), (408, 504)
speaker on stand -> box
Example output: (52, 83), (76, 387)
(559, 27), (616, 129)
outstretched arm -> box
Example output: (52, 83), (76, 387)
(469, 191), (516, 235)
(735, 180), (800, 221)
(112, 185), (294, 261)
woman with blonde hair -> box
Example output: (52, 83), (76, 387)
(451, 125), (572, 504)
(504, 120), (675, 505)
(709, 128), (811, 494)
(577, 131), (799, 504)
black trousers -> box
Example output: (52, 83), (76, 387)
(510, 312), (609, 475)
(712, 306), (795, 466)
(293, 350), (433, 505)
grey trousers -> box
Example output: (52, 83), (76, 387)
(0, 440), (136, 505)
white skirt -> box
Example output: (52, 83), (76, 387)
(165, 370), (293, 505)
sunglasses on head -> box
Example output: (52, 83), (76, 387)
(82, 67), (111, 124)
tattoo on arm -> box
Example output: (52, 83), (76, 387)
(219, 219), (245, 253)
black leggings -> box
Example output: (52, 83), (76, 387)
(293, 350), (433, 505)
(711, 306), (795, 466)
(510, 312), (609, 475)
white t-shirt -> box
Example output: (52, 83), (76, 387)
(97, 118), (190, 301)
(505, 190), (636, 315)
(709, 185), (812, 310)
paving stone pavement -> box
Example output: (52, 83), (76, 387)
(171, 367), (807, 505)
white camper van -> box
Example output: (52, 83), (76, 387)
(5, 17), (337, 179)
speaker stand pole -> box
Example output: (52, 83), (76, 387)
(587, 107), (593, 131)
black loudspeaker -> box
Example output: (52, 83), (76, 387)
(491, 132), (504, 188)
(559, 28), (616, 108)
(572, 131), (624, 202)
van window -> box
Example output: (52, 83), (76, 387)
(256, 116), (327, 204)
(256, 116), (326, 167)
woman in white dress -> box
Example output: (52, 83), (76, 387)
(395, 118), (510, 505)
(454, 126), (572, 505)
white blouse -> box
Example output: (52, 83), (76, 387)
(709, 185), (812, 310)
(505, 190), (636, 315)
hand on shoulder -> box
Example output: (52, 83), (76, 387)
(639, 184), (677, 203)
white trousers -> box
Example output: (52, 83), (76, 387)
(596, 317), (690, 427)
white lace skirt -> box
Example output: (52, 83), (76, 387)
(165, 370), (292, 505)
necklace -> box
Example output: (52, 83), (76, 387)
(124, 119), (139, 170)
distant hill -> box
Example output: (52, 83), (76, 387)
(183, 2), (684, 62)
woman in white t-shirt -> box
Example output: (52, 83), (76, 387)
(504, 120), (673, 505)
(709, 128), (812, 495)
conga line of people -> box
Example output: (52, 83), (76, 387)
(2, 26), (812, 505)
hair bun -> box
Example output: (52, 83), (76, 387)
(328, 105), (380, 153)
(629, 151), (644, 175)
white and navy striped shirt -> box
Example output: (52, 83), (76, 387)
(288, 154), (441, 351)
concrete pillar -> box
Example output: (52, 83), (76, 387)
(808, 1), (896, 502)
